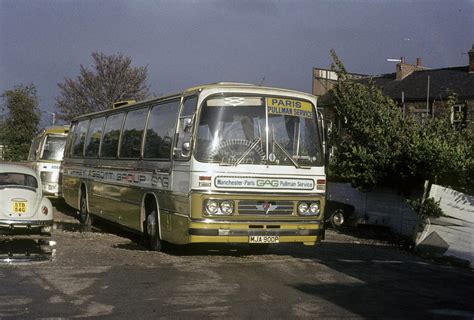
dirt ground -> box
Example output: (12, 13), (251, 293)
(1, 202), (473, 319)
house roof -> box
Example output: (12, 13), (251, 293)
(360, 66), (474, 101)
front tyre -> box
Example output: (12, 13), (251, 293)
(146, 210), (162, 251)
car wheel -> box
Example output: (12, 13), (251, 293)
(146, 210), (162, 251)
(79, 193), (92, 232)
(330, 209), (345, 230)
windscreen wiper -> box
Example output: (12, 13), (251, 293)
(271, 139), (305, 169)
(269, 125), (309, 169)
(234, 138), (263, 166)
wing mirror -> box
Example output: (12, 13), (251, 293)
(183, 118), (192, 132)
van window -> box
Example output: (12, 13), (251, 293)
(120, 108), (148, 159)
(41, 135), (67, 161)
(101, 113), (124, 158)
(85, 117), (105, 158)
(72, 120), (90, 158)
(144, 100), (180, 159)
(28, 136), (42, 161)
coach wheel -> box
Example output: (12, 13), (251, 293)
(79, 192), (92, 232)
(146, 210), (162, 252)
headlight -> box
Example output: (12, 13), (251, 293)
(309, 202), (321, 215)
(204, 199), (234, 216)
(205, 200), (219, 215)
(298, 201), (321, 216)
(220, 200), (234, 215)
(298, 202), (309, 215)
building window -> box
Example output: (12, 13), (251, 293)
(451, 104), (466, 130)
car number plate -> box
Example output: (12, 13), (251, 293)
(249, 235), (279, 243)
(12, 201), (28, 213)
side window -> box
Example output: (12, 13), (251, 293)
(72, 120), (90, 158)
(144, 100), (180, 159)
(101, 113), (124, 158)
(84, 117), (105, 158)
(120, 108), (148, 159)
(174, 96), (198, 160)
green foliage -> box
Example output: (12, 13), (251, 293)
(408, 197), (444, 219)
(329, 49), (405, 190)
(328, 50), (473, 193)
(56, 52), (150, 121)
(0, 84), (41, 161)
(401, 116), (473, 193)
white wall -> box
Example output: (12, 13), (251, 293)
(419, 185), (474, 267)
(327, 182), (418, 237)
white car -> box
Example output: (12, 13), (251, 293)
(0, 163), (53, 235)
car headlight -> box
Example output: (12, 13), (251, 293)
(204, 199), (234, 216)
(298, 201), (321, 216)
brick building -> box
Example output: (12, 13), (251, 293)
(314, 45), (474, 130)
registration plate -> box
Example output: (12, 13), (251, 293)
(12, 201), (28, 213)
(249, 236), (279, 243)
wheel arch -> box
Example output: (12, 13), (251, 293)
(141, 192), (162, 239)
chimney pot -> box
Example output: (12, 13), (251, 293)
(416, 57), (422, 66)
(469, 44), (474, 73)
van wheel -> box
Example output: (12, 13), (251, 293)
(79, 193), (92, 232)
(146, 210), (162, 251)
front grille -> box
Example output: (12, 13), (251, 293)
(238, 200), (294, 216)
(40, 171), (59, 183)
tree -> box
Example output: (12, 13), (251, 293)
(328, 50), (473, 193)
(0, 84), (41, 161)
(56, 52), (150, 121)
(329, 49), (406, 190)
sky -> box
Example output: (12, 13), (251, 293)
(1, 0), (473, 126)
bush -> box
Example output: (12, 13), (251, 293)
(328, 50), (473, 194)
(408, 197), (444, 219)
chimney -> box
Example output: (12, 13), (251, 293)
(396, 57), (427, 80)
(469, 45), (474, 73)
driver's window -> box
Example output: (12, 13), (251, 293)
(173, 96), (197, 160)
